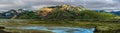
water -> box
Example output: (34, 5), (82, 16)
(0, 19), (28, 22)
(6, 26), (95, 33)
(0, 19), (95, 33)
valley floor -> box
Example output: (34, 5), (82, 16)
(0, 20), (120, 33)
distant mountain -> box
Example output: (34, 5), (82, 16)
(93, 10), (106, 12)
(110, 11), (120, 16)
(93, 10), (120, 16)
(0, 9), (32, 19)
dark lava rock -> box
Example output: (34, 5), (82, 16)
(115, 29), (120, 33)
(0, 26), (11, 33)
(0, 26), (5, 29)
(0, 30), (11, 33)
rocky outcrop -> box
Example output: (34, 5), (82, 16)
(37, 7), (53, 16)
(36, 4), (84, 17)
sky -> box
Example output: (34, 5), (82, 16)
(0, 0), (120, 11)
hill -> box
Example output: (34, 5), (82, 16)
(33, 4), (116, 20)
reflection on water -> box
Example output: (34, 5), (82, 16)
(6, 26), (95, 33)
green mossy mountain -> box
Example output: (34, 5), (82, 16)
(35, 5), (116, 20)
(19, 5), (116, 20)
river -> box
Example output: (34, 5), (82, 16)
(0, 19), (95, 33)
(5, 26), (95, 33)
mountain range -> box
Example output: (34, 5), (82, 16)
(94, 10), (120, 16)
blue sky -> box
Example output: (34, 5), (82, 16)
(0, 0), (120, 11)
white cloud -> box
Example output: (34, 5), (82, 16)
(32, 5), (56, 9)
(0, 0), (120, 11)
(13, 0), (25, 5)
(0, 4), (13, 8)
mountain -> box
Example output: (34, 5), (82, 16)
(110, 11), (120, 16)
(93, 10), (106, 12)
(93, 10), (120, 16)
(34, 5), (116, 20)
(0, 9), (32, 19)
(36, 4), (85, 17)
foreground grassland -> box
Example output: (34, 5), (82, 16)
(0, 20), (120, 33)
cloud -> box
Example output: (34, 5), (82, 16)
(0, 0), (120, 11)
